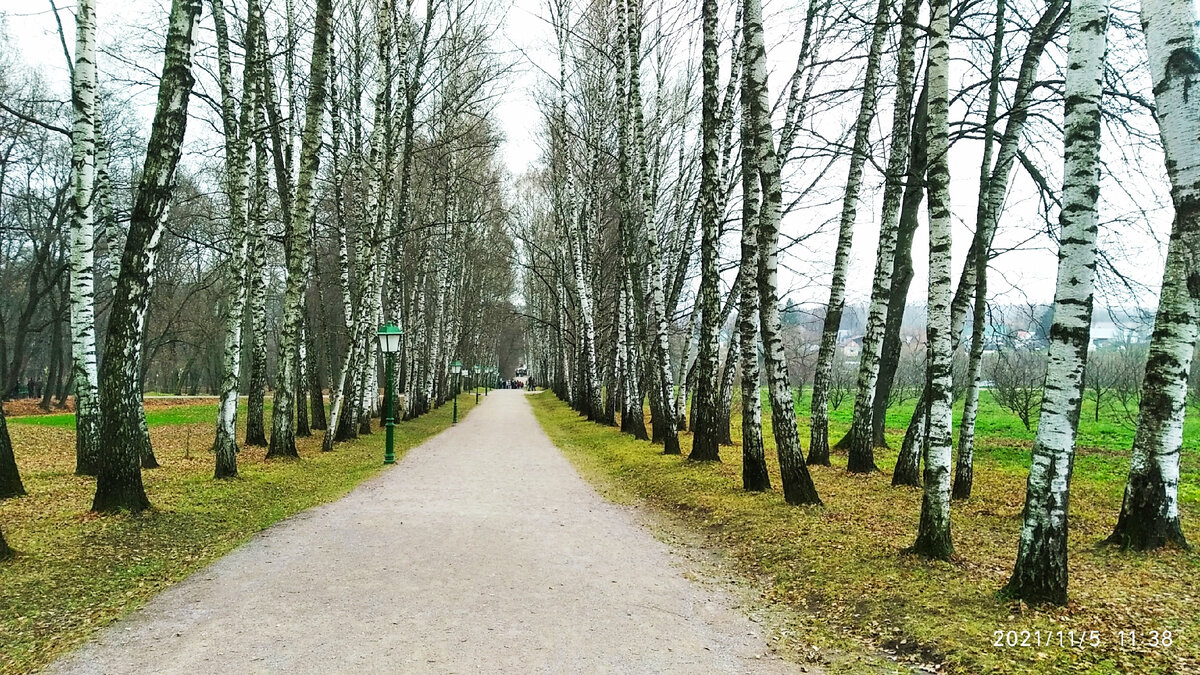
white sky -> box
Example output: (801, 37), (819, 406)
(2, 0), (1176, 315)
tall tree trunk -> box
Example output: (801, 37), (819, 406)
(874, 82), (929, 453)
(954, 249), (987, 500)
(810, 0), (891, 467)
(244, 133), (269, 447)
(306, 308), (327, 430)
(1004, 0), (1108, 602)
(267, 0), (334, 459)
(845, 0), (921, 472)
(689, 0), (723, 461)
(898, 0), (1068, 455)
(210, 0), (260, 478)
(745, 0), (820, 504)
(296, 322), (311, 437)
(69, 0), (102, 476)
(955, 0), (1006, 500)
(718, 326), (739, 446)
(628, 0), (679, 454)
(1107, 0), (1199, 552)
(912, 0), (954, 560)
(0, 401), (23, 500)
(737, 106), (769, 490)
(93, 0), (203, 513)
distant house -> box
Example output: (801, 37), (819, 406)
(840, 335), (863, 358)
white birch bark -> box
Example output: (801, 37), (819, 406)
(1108, 0), (1200, 552)
(956, 0), (1007, 498)
(628, 0), (679, 454)
(912, 0), (954, 560)
(1005, 0), (1108, 603)
(93, 0), (203, 512)
(810, 0), (891, 466)
(69, 0), (101, 476)
(268, 0), (334, 458)
(211, 0), (260, 478)
(745, 0), (820, 504)
(689, 0), (724, 461)
(842, 0), (921, 471)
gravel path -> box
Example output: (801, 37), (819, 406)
(49, 391), (799, 674)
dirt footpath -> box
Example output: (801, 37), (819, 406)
(48, 391), (801, 674)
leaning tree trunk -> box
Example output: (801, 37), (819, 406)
(1107, 0), (1200, 553)
(94, 0), (203, 512)
(689, 0), (724, 462)
(0, 400), (24, 500)
(268, 0), (334, 459)
(954, 247), (987, 500)
(912, 0), (954, 561)
(68, 0), (102, 477)
(210, 0), (260, 479)
(745, 0), (820, 505)
(717, 325), (740, 446)
(844, 0), (920, 473)
(1004, 0), (1108, 603)
(898, 0), (1069, 460)
(955, 0), (1007, 500)
(810, 0), (890, 468)
(874, 82), (929, 452)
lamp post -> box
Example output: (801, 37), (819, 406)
(474, 365), (481, 404)
(451, 360), (462, 424)
(376, 324), (403, 464)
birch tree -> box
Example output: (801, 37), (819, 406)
(892, 0), (1068, 487)
(955, 0), (1007, 501)
(744, 0), (820, 505)
(68, 0), (102, 477)
(268, 0), (335, 459)
(688, 0), (723, 462)
(210, 0), (261, 478)
(93, 0), (204, 512)
(911, 0), (953, 560)
(842, 0), (921, 471)
(244, 134), (270, 447)
(809, 0), (891, 470)
(1106, 0), (1200, 552)
(0, 400), (23, 500)
(1004, 0), (1108, 604)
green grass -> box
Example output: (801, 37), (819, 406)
(531, 390), (1200, 674)
(809, 388), (1200, 508)
(10, 402), (228, 429)
(0, 394), (476, 674)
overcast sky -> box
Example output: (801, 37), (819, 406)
(2, 0), (1177, 318)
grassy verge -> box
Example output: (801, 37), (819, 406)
(529, 391), (1199, 674)
(10, 402), (228, 429)
(0, 394), (475, 674)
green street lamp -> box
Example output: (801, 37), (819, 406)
(450, 360), (463, 424)
(474, 365), (482, 404)
(376, 323), (404, 464)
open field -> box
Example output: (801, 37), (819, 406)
(0, 395), (475, 674)
(530, 390), (1200, 674)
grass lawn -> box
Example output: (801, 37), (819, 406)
(0, 394), (475, 674)
(530, 389), (1199, 674)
